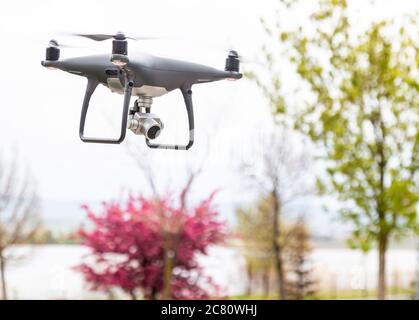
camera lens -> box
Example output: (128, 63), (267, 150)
(147, 125), (161, 139)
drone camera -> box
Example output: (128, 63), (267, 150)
(128, 112), (164, 140)
(142, 119), (162, 139)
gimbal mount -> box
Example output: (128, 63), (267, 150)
(79, 71), (194, 149)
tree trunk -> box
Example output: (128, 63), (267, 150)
(150, 287), (158, 300)
(162, 233), (174, 300)
(376, 114), (388, 301)
(246, 262), (253, 296)
(273, 240), (286, 300)
(0, 254), (7, 300)
(262, 267), (270, 298)
(377, 234), (387, 300)
(129, 291), (137, 300)
(272, 190), (286, 300)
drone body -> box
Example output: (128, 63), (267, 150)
(41, 32), (242, 150)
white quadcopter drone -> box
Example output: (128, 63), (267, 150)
(41, 32), (242, 150)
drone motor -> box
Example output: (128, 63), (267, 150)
(225, 50), (240, 73)
(45, 40), (60, 62)
(111, 32), (129, 67)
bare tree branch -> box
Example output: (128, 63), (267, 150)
(238, 127), (314, 300)
(125, 139), (159, 196)
(0, 152), (41, 300)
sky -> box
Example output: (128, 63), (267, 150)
(0, 0), (418, 235)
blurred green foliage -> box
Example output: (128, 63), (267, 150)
(28, 227), (79, 245)
(249, 0), (419, 298)
(236, 196), (317, 299)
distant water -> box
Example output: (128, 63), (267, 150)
(39, 198), (350, 238)
(3, 245), (416, 299)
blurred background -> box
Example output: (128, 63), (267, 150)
(0, 0), (417, 300)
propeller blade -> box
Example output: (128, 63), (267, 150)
(48, 39), (78, 48)
(70, 32), (164, 42)
(73, 33), (114, 41)
(56, 43), (78, 48)
(127, 36), (165, 41)
(224, 47), (263, 65)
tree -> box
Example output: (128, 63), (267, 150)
(241, 130), (312, 299)
(237, 196), (317, 299)
(285, 218), (317, 300)
(251, 0), (419, 299)
(0, 153), (41, 300)
(236, 195), (276, 297)
(125, 111), (215, 298)
(76, 191), (227, 300)
(161, 169), (202, 299)
(125, 139), (206, 298)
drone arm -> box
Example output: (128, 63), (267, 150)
(146, 86), (194, 150)
(79, 76), (133, 144)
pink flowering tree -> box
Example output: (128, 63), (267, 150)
(76, 191), (227, 300)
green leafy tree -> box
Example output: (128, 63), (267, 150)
(250, 0), (419, 299)
(236, 195), (276, 297)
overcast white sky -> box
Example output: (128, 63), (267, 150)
(0, 0), (418, 234)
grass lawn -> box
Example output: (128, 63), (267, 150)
(228, 287), (414, 300)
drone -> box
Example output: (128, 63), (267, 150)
(41, 32), (242, 150)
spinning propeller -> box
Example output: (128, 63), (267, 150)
(47, 39), (76, 48)
(72, 32), (161, 42)
(67, 31), (164, 66)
